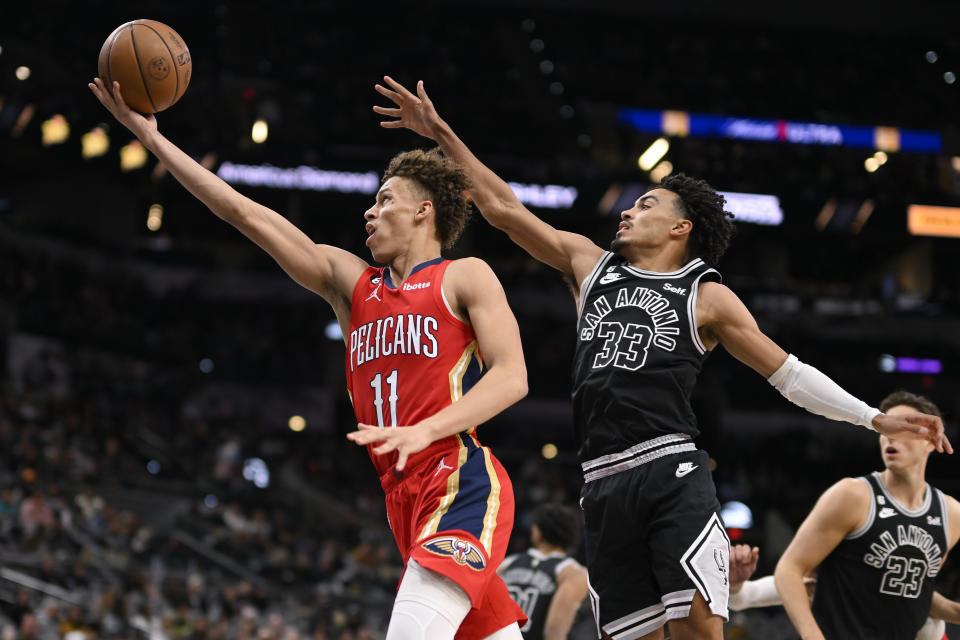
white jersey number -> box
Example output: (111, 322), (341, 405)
(369, 369), (399, 428)
(592, 321), (652, 371)
(879, 555), (926, 598)
(507, 585), (539, 632)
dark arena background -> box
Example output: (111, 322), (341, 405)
(2, 2), (959, 638)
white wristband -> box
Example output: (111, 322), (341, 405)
(767, 355), (880, 430)
(729, 576), (782, 611)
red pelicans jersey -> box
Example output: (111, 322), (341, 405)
(346, 258), (484, 478)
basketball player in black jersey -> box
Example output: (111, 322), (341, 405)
(499, 504), (589, 640)
(775, 391), (960, 640)
(373, 77), (952, 640)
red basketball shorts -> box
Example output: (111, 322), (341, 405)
(382, 432), (526, 639)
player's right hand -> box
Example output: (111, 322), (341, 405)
(88, 78), (158, 140)
(872, 411), (953, 454)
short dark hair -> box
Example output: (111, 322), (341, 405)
(382, 148), (472, 249)
(531, 504), (580, 550)
(879, 390), (941, 418)
(659, 174), (736, 266)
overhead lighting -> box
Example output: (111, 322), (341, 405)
(41, 114), (69, 146)
(864, 157), (879, 172)
(146, 204), (163, 231)
(11, 103), (35, 138)
(638, 137), (670, 171)
(945, 71), (957, 85)
(850, 199), (875, 234)
(908, 204), (960, 238)
(251, 119), (268, 143)
(541, 443), (558, 460)
(952, 156), (960, 172)
(120, 140), (148, 171)
(288, 415), (306, 432)
(81, 126), (109, 158)
(15, 66), (30, 80)
(925, 51), (938, 63)
(649, 160), (673, 183)
(873, 150), (888, 165)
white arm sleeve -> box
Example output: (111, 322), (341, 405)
(729, 576), (783, 611)
(767, 355), (881, 430)
(914, 617), (945, 640)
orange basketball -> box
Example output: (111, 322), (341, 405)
(97, 20), (192, 114)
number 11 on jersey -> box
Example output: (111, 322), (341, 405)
(369, 369), (399, 428)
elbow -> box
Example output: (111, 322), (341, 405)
(514, 366), (529, 402)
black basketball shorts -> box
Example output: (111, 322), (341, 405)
(580, 446), (729, 639)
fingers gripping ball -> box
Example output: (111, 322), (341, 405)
(98, 20), (192, 114)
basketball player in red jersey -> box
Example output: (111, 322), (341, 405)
(89, 79), (528, 640)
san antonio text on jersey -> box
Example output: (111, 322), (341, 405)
(812, 472), (949, 640)
(572, 253), (720, 473)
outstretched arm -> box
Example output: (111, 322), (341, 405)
(374, 77), (603, 285)
(775, 478), (869, 640)
(347, 258), (527, 470)
(699, 282), (952, 453)
(88, 79), (367, 324)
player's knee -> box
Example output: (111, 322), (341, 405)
(478, 622), (523, 640)
(388, 559), (471, 639)
(386, 600), (458, 640)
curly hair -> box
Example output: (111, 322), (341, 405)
(382, 148), (472, 249)
(879, 390), (941, 418)
(659, 174), (736, 266)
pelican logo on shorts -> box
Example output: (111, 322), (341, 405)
(422, 536), (486, 571)
(148, 57), (171, 80)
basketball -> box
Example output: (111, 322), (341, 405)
(97, 20), (192, 114)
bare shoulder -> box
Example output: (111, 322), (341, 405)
(559, 231), (605, 283)
(944, 492), (960, 547)
(443, 256), (501, 291)
(819, 477), (872, 515)
(557, 557), (588, 581)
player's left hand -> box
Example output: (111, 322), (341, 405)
(346, 422), (435, 471)
(872, 412), (953, 454)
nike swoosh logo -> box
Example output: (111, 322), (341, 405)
(675, 465), (698, 478)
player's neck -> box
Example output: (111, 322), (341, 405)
(533, 542), (565, 556)
(619, 243), (688, 273)
(880, 467), (927, 510)
(386, 241), (442, 286)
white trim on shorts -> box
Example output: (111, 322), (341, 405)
(581, 434), (696, 483)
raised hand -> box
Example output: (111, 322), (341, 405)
(346, 422), (436, 472)
(873, 412), (953, 454)
(87, 78), (157, 141)
(373, 76), (444, 140)
(729, 544), (760, 593)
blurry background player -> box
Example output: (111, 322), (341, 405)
(373, 76), (952, 640)
(88, 78), (529, 640)
(499, 504), (589, 640)
(775, 391), (960, 640)
(728, 543), (960, 639)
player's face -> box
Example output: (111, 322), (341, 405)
(610, 188), (685, 254)
(364, 177), (422, 262)
(879, 405), (934, 470)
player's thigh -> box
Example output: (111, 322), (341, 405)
(664, 590), (723, 640)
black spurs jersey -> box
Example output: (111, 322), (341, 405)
(501, 549), (579, 639)
(572, 253), (720, 463)
(812, 472), (950, 640)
